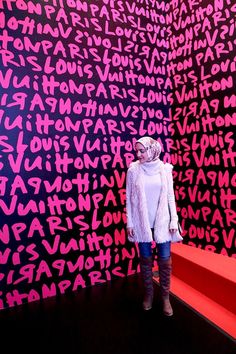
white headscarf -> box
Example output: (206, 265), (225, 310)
(135, 136), (162, 162)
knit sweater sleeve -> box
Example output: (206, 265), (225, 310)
(165, 163), (179, 229)
(126, 166), (134, 228)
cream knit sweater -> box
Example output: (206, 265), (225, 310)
(126, 160), (179, 243)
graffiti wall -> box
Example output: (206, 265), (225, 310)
(0, 0), (235, 310)
(165, 0), (236, 257)
(0, 0), (170, 309)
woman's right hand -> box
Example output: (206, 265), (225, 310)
(127, 227), (134, 238)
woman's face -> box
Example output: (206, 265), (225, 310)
(135, 142), (149, 163)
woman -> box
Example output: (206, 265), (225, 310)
(126, 136), (182, 315)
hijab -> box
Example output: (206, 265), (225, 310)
(135, 136), (163, 175)
(136, 136), (162, 161)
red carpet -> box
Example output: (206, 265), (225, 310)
(153, 243), (236, 339)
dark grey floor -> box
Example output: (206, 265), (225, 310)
(0, 274), (235, 354)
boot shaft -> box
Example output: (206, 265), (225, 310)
(158, 257), (172, 297)
(139, 256), (154, 293)
(140, 255), (154, 310)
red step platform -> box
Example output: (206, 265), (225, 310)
(153, 243), (236, 340)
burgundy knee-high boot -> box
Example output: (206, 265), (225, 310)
(139, 255), (154, 310)
(158, 257), (173, 316)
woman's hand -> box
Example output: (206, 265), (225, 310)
(127, 227), (134, 238)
